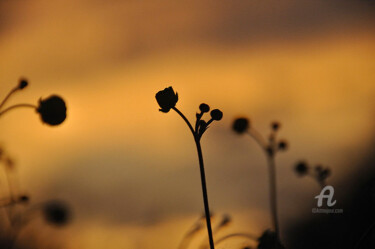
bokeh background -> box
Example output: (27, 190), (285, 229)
(0, 0), (375, 248)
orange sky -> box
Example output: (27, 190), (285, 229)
(0, 0), (375, 248)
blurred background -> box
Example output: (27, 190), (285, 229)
(0, 0), (375, 248)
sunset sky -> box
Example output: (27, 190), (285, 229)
(0, 0), (375, 248)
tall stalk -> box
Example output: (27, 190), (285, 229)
(155, 87), (223, 249)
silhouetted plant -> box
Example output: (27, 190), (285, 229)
(0, 78), (67, 126)
(42, 200), (71, 226)
(232, 118), (287, 248)
(156, 86), (223, 249)
(0, 78), (70, 248)
(293, 161), (331, 189)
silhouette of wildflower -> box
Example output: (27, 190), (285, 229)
(155, 86), (178, 113)
(316, 167), (331, 183)
(199, 103), (210, 113)
(156, 86), (221, 249)
(37, 95), (67, 126)
(271, 122), (280, 131)
(294, 161), (308, 176)
(18, 78), (28, 89)
(232, 117), (250, 134)
(43, 201), (71, 226)
(277, 140), (288, 151)
(210, 109), (223, 121)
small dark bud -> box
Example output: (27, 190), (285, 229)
(232, 117), (249, 134)
(278, 140), (288, 151)
(266, 146), (274, 156)
(295, 161), (308, 176)
(155, 86), (178, 113)
(37, 95), (67, 126)
(199, 103), (210, 113)
(43, 201), (71, 226)
(271, 121), (280, 131)
(19, 195), (30, 203)
(210, 109), (223, 121)
(18, 78), (28, 89)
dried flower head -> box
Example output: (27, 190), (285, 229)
(155, 86), (178, 113)
(232, 117), (250, 134)
(37, 95), (67, 126)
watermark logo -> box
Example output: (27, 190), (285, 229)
(312, 185), (343, 214)
(315, 185), (336, 207)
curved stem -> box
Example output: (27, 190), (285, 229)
(247, 128), (267, 149)
(173, 107), (195, 137)
(178, 217), (204, 249)
(0, 87), (18, 110)
(354, 221), (375, 249)
(215, 233), (258, 246)
(0, 104), (37, 118)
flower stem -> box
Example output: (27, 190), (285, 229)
(172, 107), (215, 249)
(267, 154), (280, 244)
(195, 140), (215, 249)
(214, 233), (258, 246)
(247, 128), (281, 244)
(0, 104), (37, 118)
(0, 87), (19, 110)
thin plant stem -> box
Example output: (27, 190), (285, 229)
(194, 136), (215, 249)
(0, 87), (18, 110)
(0, 104), (37, 118)
(247, 129), (267, 149)
(178, 217), (204, 249)
(214, 233), (258, 246)
(354, 221), (375, 249)
(247, 128), (281, 244)
(172, 107), (215, 249)
(267, 155), (280, 243)
(172, 107), (195, 136)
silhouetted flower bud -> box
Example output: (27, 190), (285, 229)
(318, 168), (331, 180)
(43, 201), (71, 226)
(199, 103), (210, 113)
(271, 121), (280, 131)
(155, 86), (178, 113)
(37, 95), (67, 126)
(232, 117), (249, 134)
(210, 109), (223, 121)
(278, 140), (288, 151)
(19, 195), (30, 203)
(295, 161), (308, 176)
(18, 78), (28, 89)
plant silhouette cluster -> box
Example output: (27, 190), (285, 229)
(155, 87), (345, 249)
(0, 78), (71, 249)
